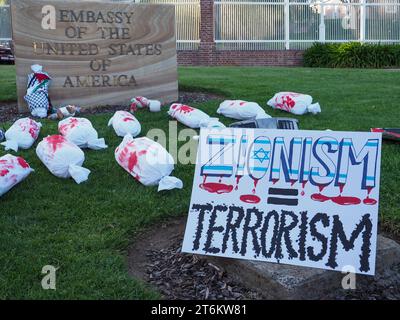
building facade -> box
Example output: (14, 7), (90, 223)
(1, 0), (399, 66)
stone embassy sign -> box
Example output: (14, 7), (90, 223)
(11, 0), (178, 111)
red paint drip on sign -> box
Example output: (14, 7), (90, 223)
(363, 186), (377, 205)
(200, 183), (234, 194)
(240, 194), (261, 204)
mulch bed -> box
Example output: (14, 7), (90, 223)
(146, 237), (262, 300)
(129, 217), (400, 300)
(145, 238), (400, 300)
(0, 91), (224, 124)
(0, 103), (25, 124)
(326, 263), (400, 300)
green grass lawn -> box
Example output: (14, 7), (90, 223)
(0, 65), (399, 299)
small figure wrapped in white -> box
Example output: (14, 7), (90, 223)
(24, 64), (52, 118)
(36, 135), (91, 184)
(267, 92), (321, 115)
(168, 103), (213, 129)
(108, 111), (141, 137)
(130, 96), (161, 113)
(1, 118), (42, 152)
(115, 134), (183, 192)
(48, 105), (80, 120)
(217, 100), (271, 120)
(0, 154), (34, 197)
(58, 117), (107, 150)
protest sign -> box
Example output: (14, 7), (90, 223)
(182, 128), (382, 275)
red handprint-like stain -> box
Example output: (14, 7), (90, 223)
(17, 157), (30, 169)
(59, 118), (79, 135)
(24, 119), (40, 139)
(0, 169), (9, 177)
(118, 141), (148, 181)
(18, 119), (40, 139)
(120, 112), (138, 123)
(171, 104), (194, 116)
(46, 135), (67, 153)
(276, 95), (296, 112)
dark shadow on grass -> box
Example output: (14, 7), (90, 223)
(179, 84), (229, 98)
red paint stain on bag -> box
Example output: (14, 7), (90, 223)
(0, 169), (9, 177)
(28, 119), (40, 139)
(172, 104), (194, 114)
(46, 135), (66, 152)
(17, 157), (30, 169)
(59, 118), (79, 135)
(118, 141), (148, 181)
(127, 150), (147, 172)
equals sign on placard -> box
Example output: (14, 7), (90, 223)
(267, 188), (299, 206)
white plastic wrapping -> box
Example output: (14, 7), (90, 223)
(108, 111), (141, 138)
(192, 119), (226, 142)
(31, 107), (48, 119)
(115, 134), (183, 192)
(1, 118), (42, 152)
(168, 103), (213, 129)
(0, 154), (34, 197)
(200, 118), (226, 129)
(36, 135), (90, 184)
(267, 92), (321, 115)
(58, 117), (107, 150)
(217, 100), (271, 120)
(48, 105), (80, 120)
(148, 100), (162, 113)
(130, 96), (161, 113)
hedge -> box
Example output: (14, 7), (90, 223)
(303, 42), (400, 68)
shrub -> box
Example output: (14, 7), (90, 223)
(303, 42), (400, 68)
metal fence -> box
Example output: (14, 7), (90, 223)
(0, 0), (11, 45)
(1, 0), (399, 50)
(139, 0), (201, 50)
(0, 0), (201, 50)
(214, 0), (400, 50)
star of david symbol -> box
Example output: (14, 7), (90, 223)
(252, 148), (270, 163)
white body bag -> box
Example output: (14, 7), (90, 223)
(168, 103), (214, 129)
(115, 134), (183, 192)
(36, 135), (90, 184)
(108, 111), (141, 137)
(0, 154), (33, 197)
(131, 96), (161, 113)
(1, 118), (42, 152)
(267, 92), (321, 115)
(217, 100), (271, 120)
(58, 117), (107, 150)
